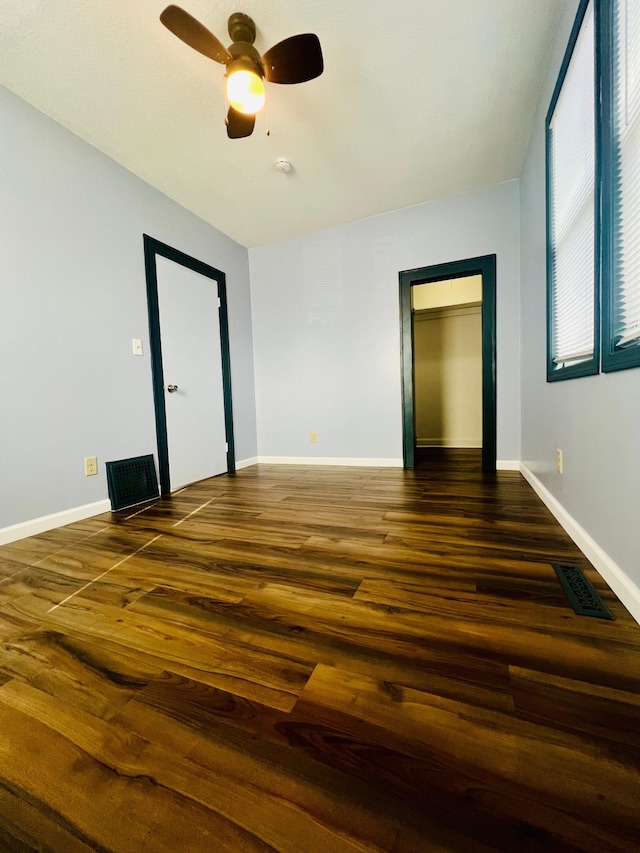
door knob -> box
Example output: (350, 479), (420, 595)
(167, 384), (179, 393)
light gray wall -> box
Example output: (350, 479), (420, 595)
(520, 1), (640, 581)
(249, 181), (521, 462)
(0, 87), (257, 529)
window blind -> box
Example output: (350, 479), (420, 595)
(549, 1), (596, 366)
(613, 0), (640, 349)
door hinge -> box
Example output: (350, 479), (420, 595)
(218, 297), (221, 309)
(225, 442), (229, 452)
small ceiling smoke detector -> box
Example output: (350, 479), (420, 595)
(276, 158), (292, 173)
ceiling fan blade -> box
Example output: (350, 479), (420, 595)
(262, 33), (323, 84)
(226, 107), (255, 139)
(160, 5), (231, 65)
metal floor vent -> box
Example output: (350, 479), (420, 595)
(106, 454), (159, 511)
(552, 563), (613, 620)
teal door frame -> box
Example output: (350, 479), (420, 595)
(399, 255), (497, 472)
(143, 234), (235, 494)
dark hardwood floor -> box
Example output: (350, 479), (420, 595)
(0, 453), (639, 851)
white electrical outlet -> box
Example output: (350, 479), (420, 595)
(310, 432), (318, 444)
(132, 339), (143, 356)
(84, 456), (98, 476)
(556, 449), (563, 474)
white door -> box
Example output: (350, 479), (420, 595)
(155, 255), (227, 490)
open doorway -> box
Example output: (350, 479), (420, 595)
(413, 275), (483, 466)
(399, 255), (496, 472)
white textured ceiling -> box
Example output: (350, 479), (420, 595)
(1, 0), (563, 247)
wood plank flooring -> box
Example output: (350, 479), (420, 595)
(1, 450), (639, 851)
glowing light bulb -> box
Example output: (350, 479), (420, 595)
(226, 69), (265, 115)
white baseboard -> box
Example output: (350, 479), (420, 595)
(245, 456), (518, 471)
(519, 463), (640, 625)
(496, 460), (521, 471)
(0, 499), (112, 546)
(256, 456), (404, 468)
(235, 457), (258, 470)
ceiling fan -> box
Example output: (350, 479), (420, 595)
(160, 6), (324, 139)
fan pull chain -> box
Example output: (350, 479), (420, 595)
(264, 97), (270, 136)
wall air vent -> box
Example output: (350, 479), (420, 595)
(552, 563), (613, 619)
(105, 454), (159, 511)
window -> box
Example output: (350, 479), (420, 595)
(546, 0), (599, 380)
(602, 0), (640, 370)
(546, 0), (640, 379)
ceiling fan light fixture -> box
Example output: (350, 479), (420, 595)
(225, 61), (265, 115)
(160, 7), (324, 137)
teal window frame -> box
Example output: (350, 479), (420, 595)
(546, 0), (600, 382)
(546, 0), (640, 380)
(601, 0), (640, 372)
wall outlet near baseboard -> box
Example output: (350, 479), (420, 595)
(556, 449), (563, 474)
(84, 456), (98, 476)
(310, 432), (318, 444)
